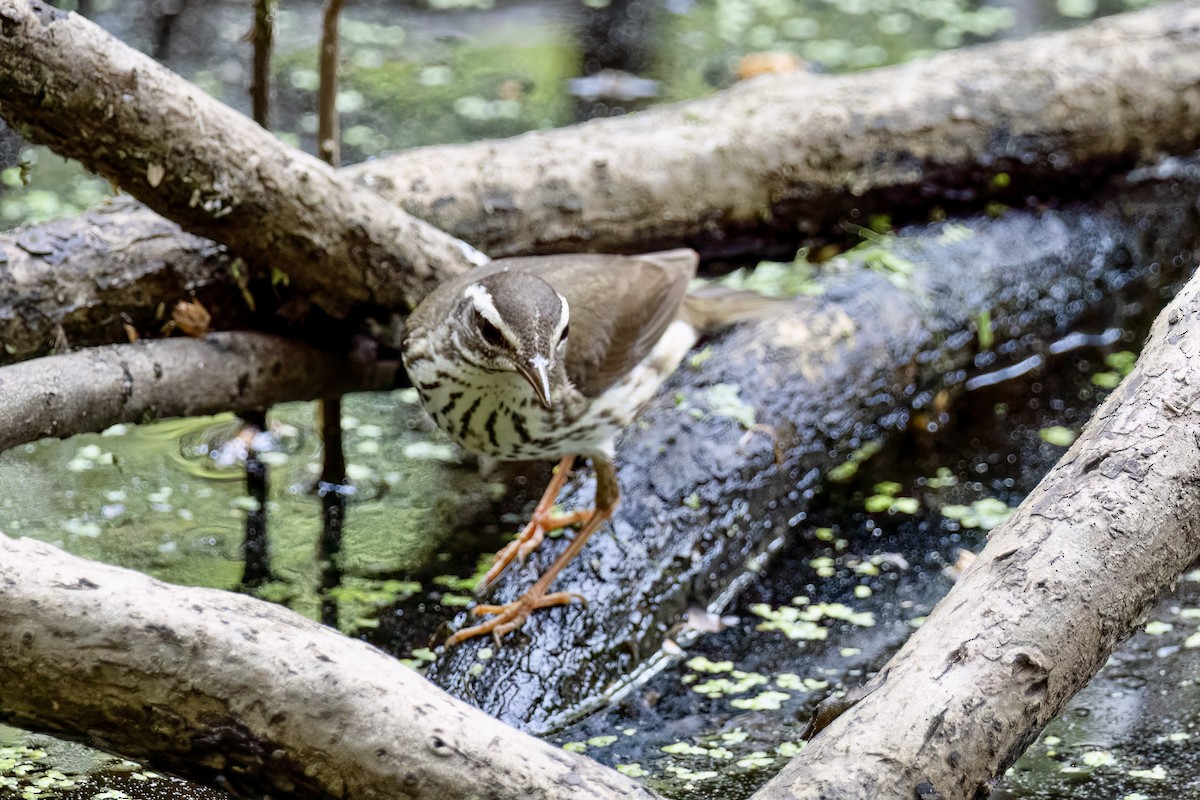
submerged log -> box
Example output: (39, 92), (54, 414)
(424, 156), (1200, 733)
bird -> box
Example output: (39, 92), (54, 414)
(402, 248), (748, 646)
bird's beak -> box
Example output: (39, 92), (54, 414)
(519, 354), (554, 410)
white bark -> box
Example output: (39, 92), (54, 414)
(0, 536), (660, 800)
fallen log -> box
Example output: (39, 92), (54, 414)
(424, 155), (1200, 733)
(750, 207), (1200, 800)
(0, 197), (256, 366)
(0, 535), (661, 800)
(354, 2), (1200, 258)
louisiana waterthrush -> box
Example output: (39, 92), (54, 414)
(403, 248), (717, 645)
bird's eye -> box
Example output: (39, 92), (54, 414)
(475, 312), (506, 347)
(559, 323), (569, 342)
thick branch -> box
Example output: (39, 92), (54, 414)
(0, 332), (398, 451)
(752, 245), (1200, 800)
(0, 536), (659, 800)
(0, 197), (259, 366)
(0, 0), (481, 316)
(351, 2), (1200, 258)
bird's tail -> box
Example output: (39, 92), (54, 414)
(680, 284), (789, 335)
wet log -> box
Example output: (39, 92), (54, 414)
(0, 332), (398, 452)
(750, 199), (1200, 800)
(0, 0), (481, 319)
(424, 156), (1200, 733)
(0, 535), (661, 800)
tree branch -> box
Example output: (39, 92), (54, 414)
(0, 332), (398, 452)
(349, 2), (1200, 258)
(0, 0), (483, 317)
(752, 239), (1200, 800)
(0, 535), (661, 800)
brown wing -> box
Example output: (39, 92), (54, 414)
(498, 249), (698, 397)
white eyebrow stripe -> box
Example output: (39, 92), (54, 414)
(554, 294), (570, 339)
(464, 283), (518, 342)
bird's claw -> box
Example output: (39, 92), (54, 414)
(444, 590), (585, 647)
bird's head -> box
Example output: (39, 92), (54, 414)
(454, 270), (570, 409)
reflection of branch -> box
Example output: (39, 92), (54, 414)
(0, 535), (660, 800)
(316, 0), (349, 627)
(751, 269), (1200, 797)
(0, 332), (398, 452)
(0, 0), (482, 317)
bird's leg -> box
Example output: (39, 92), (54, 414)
(478, 454), (590, 589)
(446, 457), (619, 647)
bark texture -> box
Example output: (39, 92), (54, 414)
(351, 2), (1200, 259)
(0, 332), (398, 452)
(0, 536), (659, 800)
(0, 0), (482, 317)
(751, 237), (1200, 800)
(424, 157), (1200, 732)
(0, 197), (257, 366)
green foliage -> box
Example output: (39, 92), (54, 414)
(976, 308), (994, 350)
(864, 480), (919, 514)
(940, 497), (1014, 530)
(717, 251), (823, 297)
(274, 29), (577, 161)
(1039, 425), (1077, 447)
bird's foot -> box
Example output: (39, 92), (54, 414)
(479, 507), (591, 589)
(444, 588), (586, 647)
